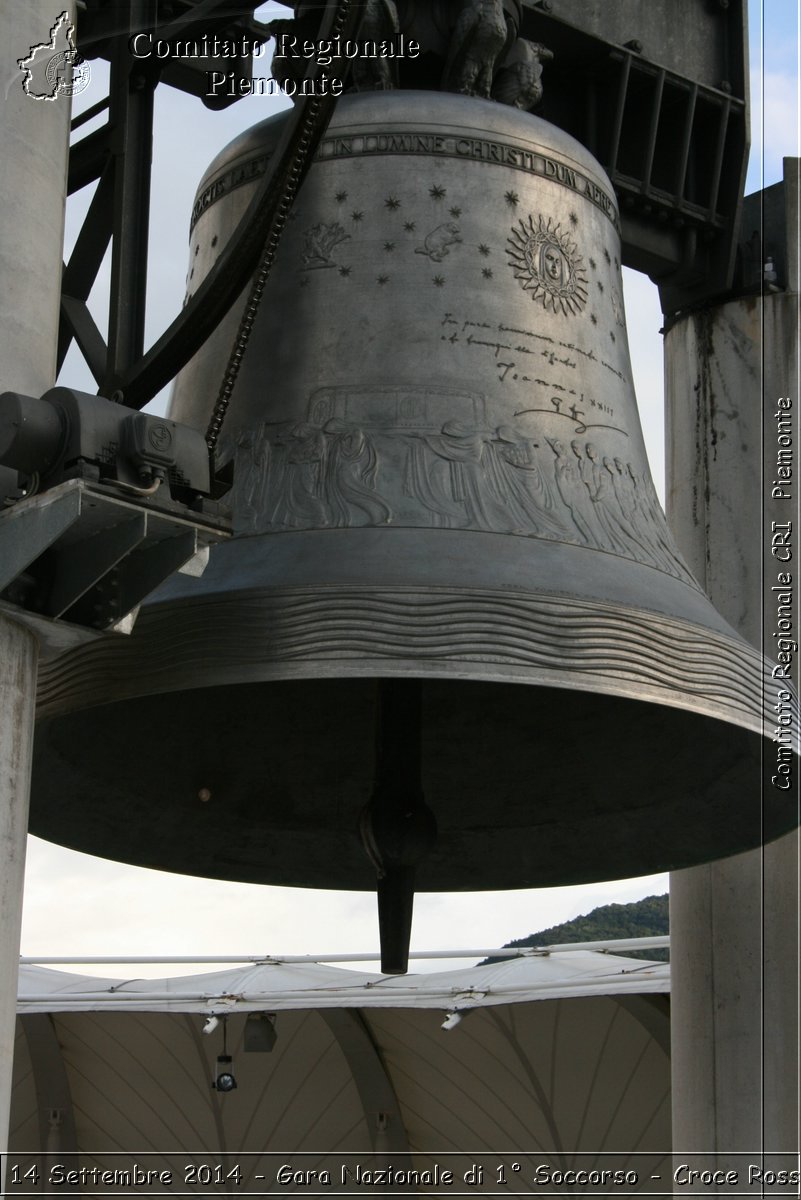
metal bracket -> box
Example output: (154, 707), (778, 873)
(0, 479), (229, 660)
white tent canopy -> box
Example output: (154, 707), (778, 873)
(16, 950), (669, 1012)
(12, 953), (671, 1193)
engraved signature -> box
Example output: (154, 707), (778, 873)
(515, 396), (627, 437)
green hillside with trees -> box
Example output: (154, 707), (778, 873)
(483, 894), (669, 963)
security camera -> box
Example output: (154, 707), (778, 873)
(202, 1015), (220, 1035)
(212, 1055), (237, 1092)
(441, 1012), (463, 1031)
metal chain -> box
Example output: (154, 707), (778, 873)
(205, 0), (357, 453)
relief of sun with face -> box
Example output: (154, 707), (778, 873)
(506, 214), (589, 315)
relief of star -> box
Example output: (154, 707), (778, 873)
(610, 330), (616, 342)
(383, 241), (396, 252)
(590, 313), (597, 324)
(335, 190), (348, 203)
(299, 276), (310, 288)
(604, 248), (611, 263)
(449, 206), (462, 218)
(482, 268), (493, 279)
(597, 280), (605, 293)
(430, 185), (447, 200)
(569, 212), (578, 226)
(403, 220), (416, 232)
(589, 257), (597, 270)
(385, 196), (401, 210)
(377, 274), (390, 285)
(504, 190), (520, 206)
(478, 244), (491, 257)
(432, 275), (445, 287)
(339, 265), (352, 277)
(351, 211), (364, 222)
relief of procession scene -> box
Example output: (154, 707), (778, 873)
(229, 384), (695, 586)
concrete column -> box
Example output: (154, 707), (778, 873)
(0, 0), (74, 1183)
(0, 620), (39, 1183)
(665, 160), (799, 1176)
(0, 1), (73, 396)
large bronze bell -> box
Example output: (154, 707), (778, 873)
(32, 92), (794, 971)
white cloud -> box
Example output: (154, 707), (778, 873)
(622, 270), (665, 499)
(748, 67), (800, 191)
(21, 837), (666, 976)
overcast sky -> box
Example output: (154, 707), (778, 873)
(19, 2), (800, 975)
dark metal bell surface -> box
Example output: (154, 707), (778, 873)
(33, 94), (792, 902)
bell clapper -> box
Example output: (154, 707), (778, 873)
(359, 679), (437, 975)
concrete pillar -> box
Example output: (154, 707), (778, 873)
(665, 159), (799, 1177)
(0, 0), (74, 1182)
(0, 1), (73, 395)
(0, 621), (39, 1183)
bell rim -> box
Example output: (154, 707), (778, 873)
(37, 579), (780, 742)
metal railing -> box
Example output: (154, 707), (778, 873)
(20, 935), (670, 967)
